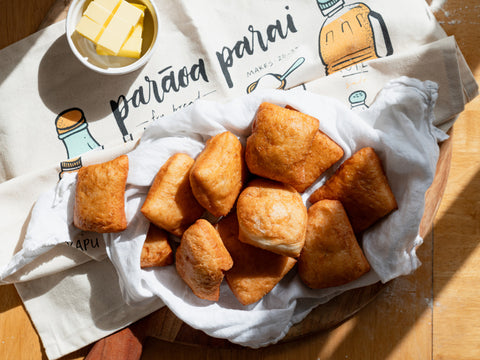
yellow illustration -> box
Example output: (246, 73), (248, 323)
(317, 0), (393, 75)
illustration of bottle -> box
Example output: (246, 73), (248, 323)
(317, 0), (393, 75)
(348, 90), (369, 110)
(55, 108), (102, 177)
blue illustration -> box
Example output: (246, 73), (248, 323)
(55, 108), (102, 177)
(349, 90), (369, 110)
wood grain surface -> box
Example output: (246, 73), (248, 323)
(0, 0), (479, 359)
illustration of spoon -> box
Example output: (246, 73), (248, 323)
(247, 57), (305, 93)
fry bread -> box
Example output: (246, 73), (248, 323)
(292, 130), (344, 192)
(216, 213), (296, 305)
(141, 153), (204, 237)
(245, 102), (319, 186)
(73, 155), (128, 233)
(140, 224), (174, 268)
(190, 131), (247, 217)
(176, 219), (233, 301)
(298, 200), (371, 289)
(309, 147), (398, 233)
(236, 178), (307, 257)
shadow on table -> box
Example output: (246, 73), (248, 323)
(0, 0), (57, 87)
(316, 171), (480, 360)
(37, 34), (140, 121)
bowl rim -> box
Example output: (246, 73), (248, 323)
(65, 0), (161, 75)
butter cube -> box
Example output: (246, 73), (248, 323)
(132, 4), (146, 28)
(115, 1), (143, 27)
(96, 38), (142, 58)
(83, 1), (112, 26)
(131, 10), (144, 38)
(96, 15), (143, 57)
(77, 0), (146, 58)
(97, 15), (133, 55)
(95, 0), (121, 13)
(118, 35), (142, 58)
(75, 16), (104, 43)
(95, 44), (115, 56)
(131, 22), (143, 38)
(131, 3), (146, 13)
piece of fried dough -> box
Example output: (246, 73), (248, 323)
(140, 224), (174, 268)
(292, 130), (344, 192)
(309, 147), (398, 233)
(176, 219), (233, 301)
(284, 105), (344, 192)
(236, 178), (307, 257)
(298, 200), (370, 289)
(245, 102), (319, 185)
(216, 213), (296, 305)
(141, 153), (204, 237)
(74, 154), (128, 233)
(190, 131), (247, 217)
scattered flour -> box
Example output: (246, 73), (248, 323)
(425, 297), (433, 309)
(430, 0), (448, 13)
(430, 0), (480, 25)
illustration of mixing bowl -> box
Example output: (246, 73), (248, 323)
(246, 57), (305, 93)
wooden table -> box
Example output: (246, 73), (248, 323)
(1, 1), (479, 359)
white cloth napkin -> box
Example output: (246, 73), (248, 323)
(8, 76), (445, 348)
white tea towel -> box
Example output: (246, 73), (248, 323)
(105, 78), (444, 347)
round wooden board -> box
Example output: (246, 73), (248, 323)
(40, 1), (453, 357)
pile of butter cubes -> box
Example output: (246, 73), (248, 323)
(75, 0), (146, 58)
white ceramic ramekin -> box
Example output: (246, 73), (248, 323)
(65, 0), (160, 75)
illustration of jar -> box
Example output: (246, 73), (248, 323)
(349, 90), (369, 110)
(317, 0), (393, 75)
(55, 108), (102, 177)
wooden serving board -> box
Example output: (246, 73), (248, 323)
(39, 2), (453, 359)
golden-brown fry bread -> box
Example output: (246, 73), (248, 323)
(292, 130), (344, 192)
(176, 219), (233, 301)
(73, 155), (128, 233)
(284, 105), (343, 192)
(216, 213), (296, 305)
(190, 131), (247, 217)
(236, 178), (307, 257)
(140, 224), (174, 268)
(141, 153), (204, 237)
(245, 102), (319, 185)
(309, 147), (398, 234)
(298, 200), (371, 289)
